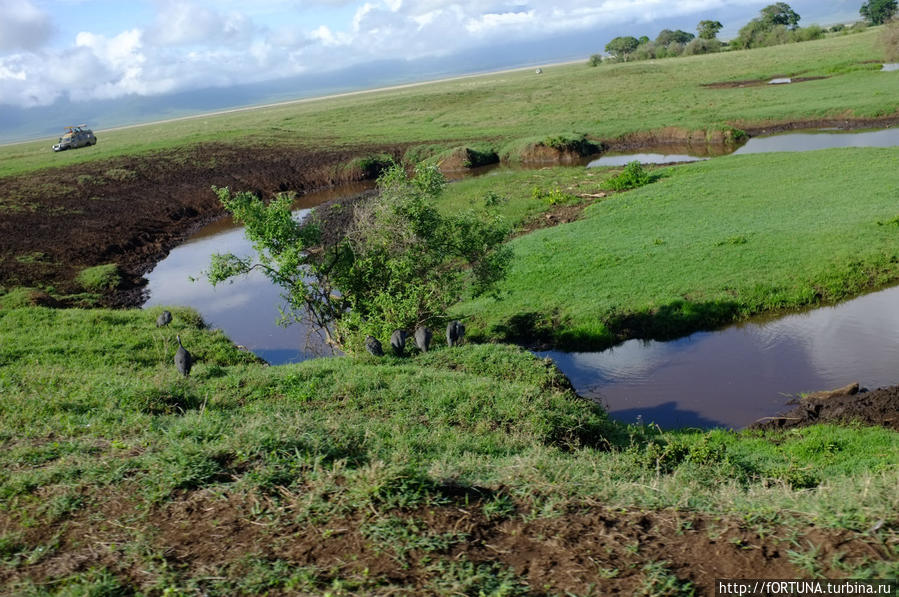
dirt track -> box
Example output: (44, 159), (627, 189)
(0, 143), (402, 306)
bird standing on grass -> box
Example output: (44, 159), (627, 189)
(390, 329), (407, 356)
(365, 336), (384, 356)
(156, 310), (172, 327)
(446, 320), (465, 347)
(414, 326), (432, 353)
(175, 334), (192, 377)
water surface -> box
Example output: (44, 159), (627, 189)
(540, 285), (899, 429)
(144, 184), (371, 363)
(588, 127), (899, 167)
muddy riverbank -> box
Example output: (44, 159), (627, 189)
(0, 143), (405, 307)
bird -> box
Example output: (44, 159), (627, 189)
(174, 334), (192, 377)
(365, 335), (383, 356)
(414, 325), (432, 353)
(446, 320), (465, 347)
(390, 329), (407, 357)
(156, 310), (172, 327)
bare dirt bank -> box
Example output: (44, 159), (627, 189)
(0, 143), (404, 307)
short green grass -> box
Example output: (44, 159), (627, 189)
(0, 28), (894, 177)
(0, 306), (896, 592)
(453, 146), (899, 347)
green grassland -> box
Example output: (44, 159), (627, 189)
(447, 147), (899, 347)
(0, 28), (895, 177)
(0, 307), (896, 593)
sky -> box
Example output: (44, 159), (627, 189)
(0, 1), (862, 120)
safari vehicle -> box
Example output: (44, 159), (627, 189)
(53, 125), (96, 152)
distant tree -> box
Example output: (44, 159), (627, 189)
(605, 36), (640, 61)
(684, 37), (723, 55)
(638, 35), (650, 45)
(860, 0), (898, 24)
(655, 29), (696, 46)
(761, 2), (801, 29)
(697, 19), (724, 40)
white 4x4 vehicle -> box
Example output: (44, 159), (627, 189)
(53, 125), (97, 152)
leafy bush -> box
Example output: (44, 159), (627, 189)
(532, 186), (578, 206)
(588, 53), (603, 66)
(353, 153), (394, 179)
(542, 133), (600, 156)
(605, 161), (653, 191)
(75, 264), (121, 292)
(208, 164), (512, 352)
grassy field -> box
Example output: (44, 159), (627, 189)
(0, 28), (895, 177)
(0, 307), (896, 593)
(446, 147), (899, 348)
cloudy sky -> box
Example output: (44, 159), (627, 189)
(0, 0), (860, 111)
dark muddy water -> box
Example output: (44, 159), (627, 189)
(539, 285), (899, 429)
(588, 127), (899, 166)
(144, 128), (899, 427)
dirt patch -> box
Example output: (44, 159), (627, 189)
(751, 385), (899, 432)
(702, 76), (829, 88)
(3, 488), (891, 595)
(517, 143), (592, 165)
(608, 126), (746, 151)
(735, 115), (899, 137)
(0, 143), (404, 307)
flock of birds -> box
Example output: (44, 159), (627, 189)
(155, 308), (464, 378)
(364, 320), (465, 357)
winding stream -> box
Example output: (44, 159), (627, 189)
(143, 128), (899, 427)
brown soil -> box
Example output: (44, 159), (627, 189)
(0, 143), (403, 307)
(702, 76), (829, 88)
(518, 143), (589, 164)
(751, 385), (899, 432)
(2, 487), (892, 595)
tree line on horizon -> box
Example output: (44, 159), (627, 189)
(590, 1), (897, 65)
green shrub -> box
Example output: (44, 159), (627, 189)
(354, 154), (395, 179)
(588, 54), (603, 66)
(605, 161), (653, 191)
(75, 264), (121, 292)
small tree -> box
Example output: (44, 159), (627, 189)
(861, 0), (898, 24)
(761, 2), (801, 29)
(605, 36), (640, 61)
(697, 19), (723, 40)
(207, 164), (512, 352)
(655, 29), (695, 47)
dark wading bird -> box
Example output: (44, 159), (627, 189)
(175, 334), (192, 377)
(156, 310), (172, 327)
(414, 325), (433, 353)
(390, 329), (407, 357)
(365, 335), (384, 356)
(446, 320), (465, 347)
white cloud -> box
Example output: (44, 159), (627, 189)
(147, 0), (257, 46)
(0, 0), (54, 51)
(0, 0), (777, 108)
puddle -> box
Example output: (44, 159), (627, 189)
(587, 153), (708, 167)
(589, 127), (899, 166)
(883, 63), (899, 72)
(539, 285), (899, 429)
